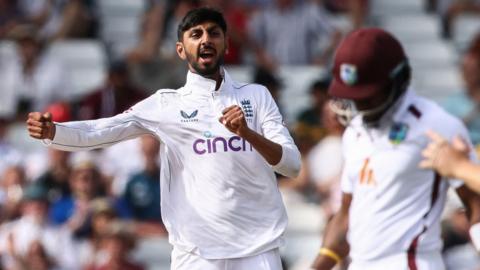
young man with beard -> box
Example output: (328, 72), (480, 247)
(26, 7), (301, 270)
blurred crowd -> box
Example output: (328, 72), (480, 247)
(0, 0), (479, 269)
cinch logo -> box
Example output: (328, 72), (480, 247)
(193, 136), (253, 155)
(181, 110), (198, 122)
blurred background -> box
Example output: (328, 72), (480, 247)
(0, 0), (479, 269)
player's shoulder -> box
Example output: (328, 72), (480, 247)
(414, 94), (464, 129)
(131, 88), (177, 111)
(411, 94), (468, 138)
(232, 80), (268, 92)
(155, 88), (179, 96)
(231, 81), (273, 102)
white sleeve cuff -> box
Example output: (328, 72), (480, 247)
(271, 144), (301, 178)
(41, 139), (53, 146)
(41, 124), (69, 147)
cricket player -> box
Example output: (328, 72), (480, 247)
(311, 28), (480, 270)
(26, 8), (301, 270)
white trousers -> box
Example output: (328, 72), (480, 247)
(170, 247), (283, 270)
(348, 251), (445, 270)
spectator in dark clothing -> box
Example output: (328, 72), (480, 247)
(252, 66), (283, 106)
(123, 135), (167, 237)
(0, 0), (23, 39)
(36, 149), (71, 204)
(295, 78), (330, 142)
(123, 136), (162, 222)
(49, 156), (131, 240)
(76, 60), (147, 120)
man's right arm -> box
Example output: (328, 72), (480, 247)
(26, 111), (153, 152)
(311, 193), (351, 270)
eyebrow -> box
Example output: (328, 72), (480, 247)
(189, 24), (221, 32)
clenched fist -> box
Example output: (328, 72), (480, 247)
(26, 112), (56, 140)
(219, 105), (251, 138)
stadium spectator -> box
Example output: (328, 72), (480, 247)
(25, 0), (97, 41)
(22, 240), (58, 270)
(6, 24), (71, 119)
(442, 34), (480, 145)
(248, 0), (341, 70)
(437, 0), (480, 39)
(295, 78), (331, 142)
(252, 66), (283, 109)
(0, 116), (22, 177)
(0, 0), (23, 39)
(75, 197), (135, 269)
(48, 155), (109, 233)
(322, 0), (370, 29)
(97, 139), (145, 197)
(279, 101), (344, 211)
(87, 229), (144, 270)
(129, 0), (193, 92)
(201, 0), (252, 64)
(0, 166), (26, 222)
(36, 149), (71, 204)
(0, 182), (78, 269)
(0, 166), (26, 223)
(307, 101), (344, 216)
(126, 0), (166, 64)
(123, 135), (167, 236)
(76, 60), (147, 120)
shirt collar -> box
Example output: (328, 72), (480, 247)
(182, 67), (230, 95)
(391, 87), (416, 122)
(353, 87), (416, 130)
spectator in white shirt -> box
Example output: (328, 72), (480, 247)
(249, 0), (341, 70)
(6, 24), (71, 118)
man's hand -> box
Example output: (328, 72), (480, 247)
(219, 105), (251, 137)
(26, 112), (56, 140)
(419, 130), (469, 177)
(311, 255), (339, 270)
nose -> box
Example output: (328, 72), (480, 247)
(201, 33), (213, 45)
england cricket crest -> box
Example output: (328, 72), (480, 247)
(241, 99), (254, 122)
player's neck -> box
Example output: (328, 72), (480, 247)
(203, 70), (223, 90)
(189, 68), (223, 90)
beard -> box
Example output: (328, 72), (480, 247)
(185, 49), (225, 77)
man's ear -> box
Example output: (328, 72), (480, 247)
(176, 42), (186, 60)
(225, 36), (229, 55)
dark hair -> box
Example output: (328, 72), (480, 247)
(177, 7), (227, 41)
(253, 67), (282, 88)
(310, 78), (331, 93)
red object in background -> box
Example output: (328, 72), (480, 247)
(224, 7), (248, 64)
(45, 102), (71, 122)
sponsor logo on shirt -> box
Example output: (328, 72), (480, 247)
(193, 133), (253, 155)
(359, 158), (376, 186)
(180, 110), (199, 122)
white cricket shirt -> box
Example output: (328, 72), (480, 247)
(46, 69), (301, 259)
(341, 89), (475, 263)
